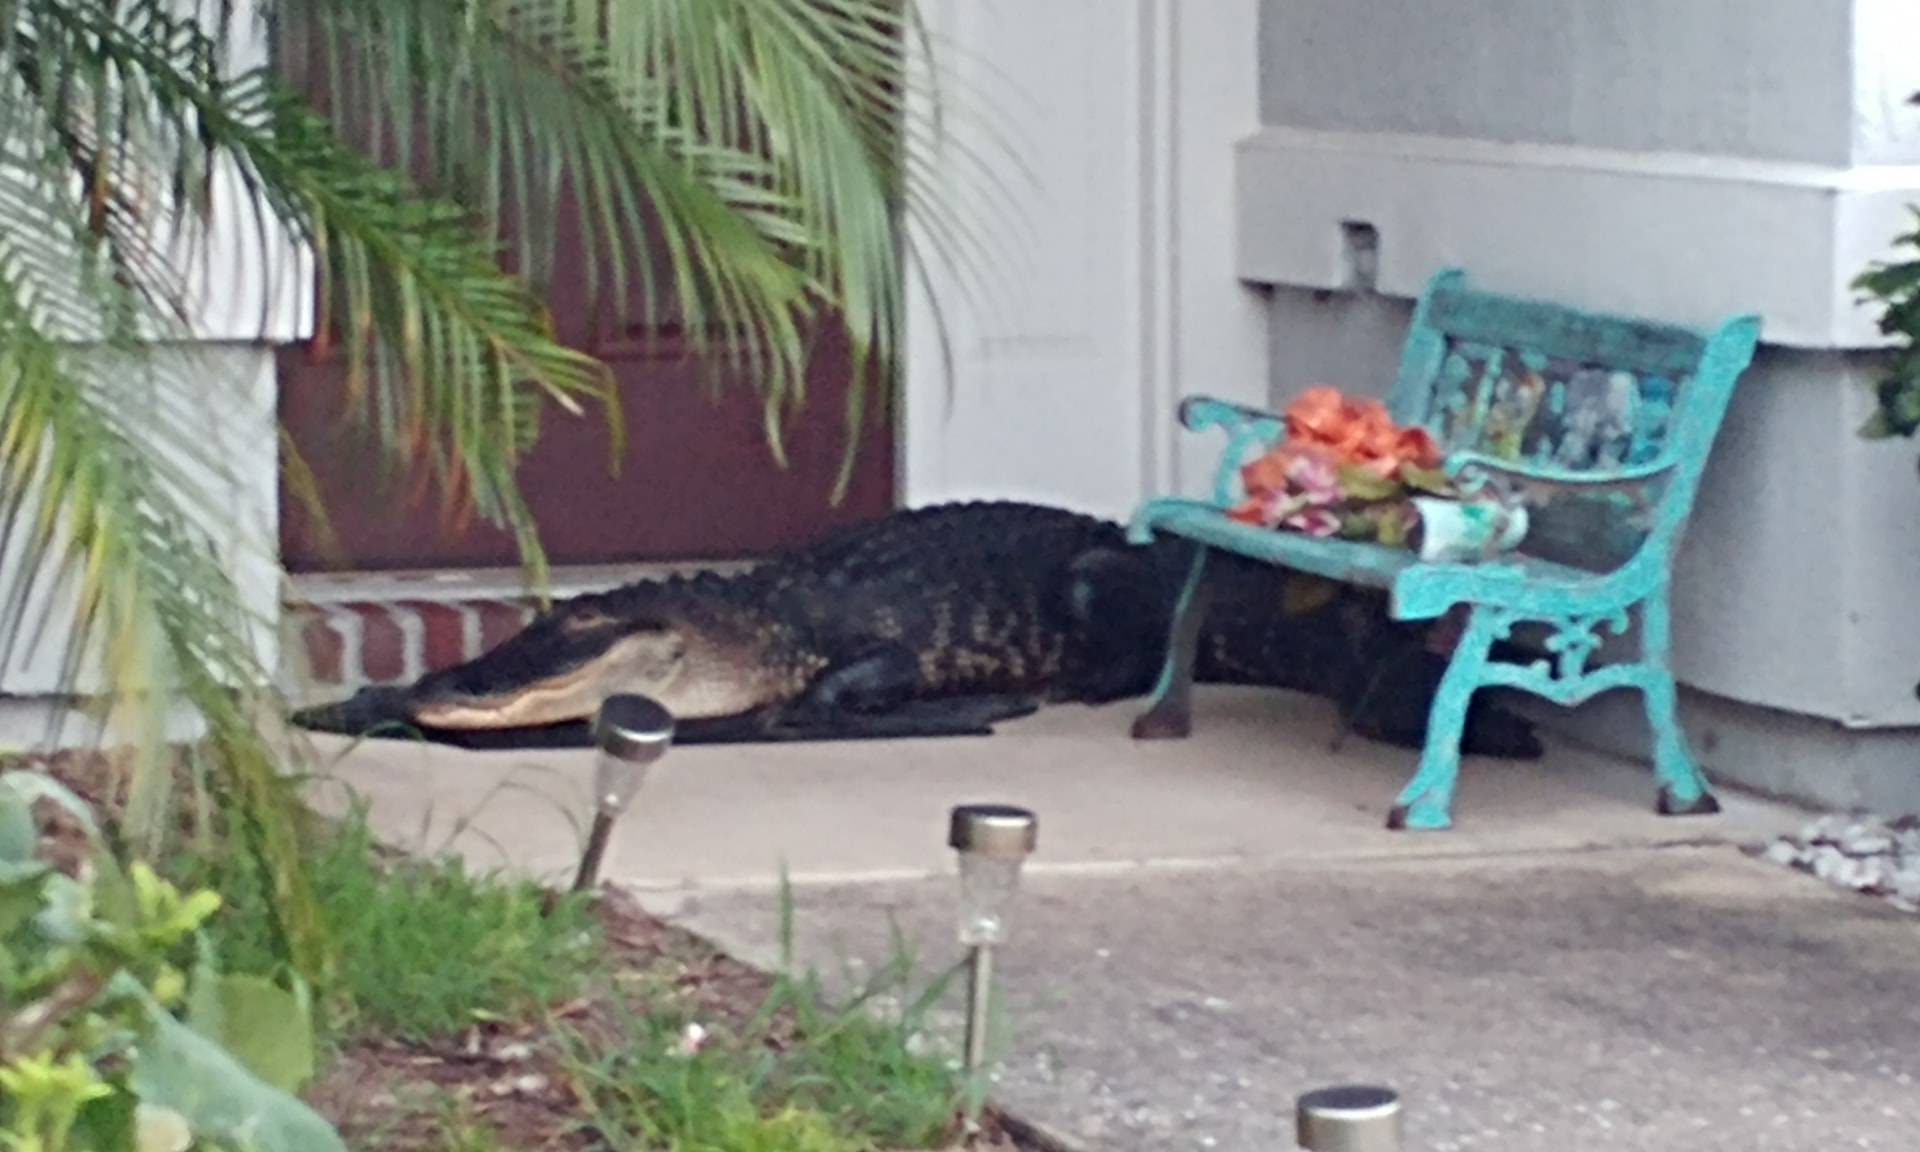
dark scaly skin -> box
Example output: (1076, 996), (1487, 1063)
(290, 501), (1542, 758)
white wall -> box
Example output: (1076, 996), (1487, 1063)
(0, 344), (283, 697)
(1852, 0), (1920, 165)
(0, 0), (303, 745)
(1245, 0), (1920, 742)
(900, 0), (1268, 519)
(1260, 0), (1858, 165)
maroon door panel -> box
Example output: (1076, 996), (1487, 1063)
(275, 31), (898, 573)
(277, 327), (896, 571)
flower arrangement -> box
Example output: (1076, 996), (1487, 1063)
(1228, 387), (1460, 547)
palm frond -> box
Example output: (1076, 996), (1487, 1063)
(265, 0), (1026, 493)
(23, 1), (629, 572)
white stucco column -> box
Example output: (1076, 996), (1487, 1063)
(0, 4), (310, 744)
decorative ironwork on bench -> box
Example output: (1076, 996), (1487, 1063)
(1126, 267), (1763, 832)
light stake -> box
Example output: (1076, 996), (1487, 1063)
(947, 803), (1038, 1136)
(1296, 1084), (1403, 1152)
(571, 694), (675, 893)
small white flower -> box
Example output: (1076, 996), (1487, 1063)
(674, 1022), (708, 1057)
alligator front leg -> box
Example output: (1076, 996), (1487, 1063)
(775, 643), (1043, 740)
(1057, 545), (1181, 705)
(754, 696), (1041, 742)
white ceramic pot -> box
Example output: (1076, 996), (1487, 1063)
(1409, 496), (1529, 563)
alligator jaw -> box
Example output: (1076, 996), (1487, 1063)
(407, 630), (686, 730)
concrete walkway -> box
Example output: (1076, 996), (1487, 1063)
(297, 686), (1920, 1151)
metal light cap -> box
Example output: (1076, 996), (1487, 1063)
(1296, 1084), (1403, 1152)
(948, 803), (1038, 860)
(593, 694), (676, 764)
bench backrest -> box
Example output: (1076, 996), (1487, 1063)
(1388, 269), (1761, 571)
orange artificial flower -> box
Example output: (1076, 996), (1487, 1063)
(1279, 386), (1440, 477)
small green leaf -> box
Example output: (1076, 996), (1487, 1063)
(1400, 464), (1456, 496)
(71, 1082), (140, 1152)
(1335, 464), (1402, 503)
(197, 973), (317, 1094)
(0, 788), (38, 865)
(121, 976), (347, 1152)
(91, 849), (140, 934)
(0, 869), (51, 939)
(35, 872), (96, 946)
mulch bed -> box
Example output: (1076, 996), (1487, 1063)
(4, 747), (1046, 1152)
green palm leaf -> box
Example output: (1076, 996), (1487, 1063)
(0, 0), (1013, 998)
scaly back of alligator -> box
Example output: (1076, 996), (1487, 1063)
(765, 502), (1146, 698)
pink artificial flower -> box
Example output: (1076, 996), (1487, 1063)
(1282, 507), (1344, 538)
(1284, 451), (1341, 503)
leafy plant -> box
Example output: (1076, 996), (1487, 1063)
(0, 769), (344, 1152)
(0, 0), (1002, 994)
(1854, 204), (1920, 439)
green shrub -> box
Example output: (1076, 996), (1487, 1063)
(0, 770), (344, 1152)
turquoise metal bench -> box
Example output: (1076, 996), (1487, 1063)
(1127, 268), (1762, 830)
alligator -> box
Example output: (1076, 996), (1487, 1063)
(289, 500), (1543, 758)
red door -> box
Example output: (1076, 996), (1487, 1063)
(275, 46), (897, 574)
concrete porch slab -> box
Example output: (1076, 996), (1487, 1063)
(293, 686), (1808, 896)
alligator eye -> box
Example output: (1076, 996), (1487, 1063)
(559, 609), (614, 635)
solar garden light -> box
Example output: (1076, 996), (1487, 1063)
(570, 693), (675, 893)
(947, 803), (1038, 1133)
(1295, 1084), (1404, 1152)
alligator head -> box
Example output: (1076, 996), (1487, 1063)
(293, 575), (818, 741)
(405, 601), (696, 731)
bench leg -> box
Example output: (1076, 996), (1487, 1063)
(1641, 596), (1721, 818)
(1387, 607), (1497, 831)
(1131, 544), (1212, 741)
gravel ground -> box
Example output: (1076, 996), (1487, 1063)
(1755, 811), (1920, 914)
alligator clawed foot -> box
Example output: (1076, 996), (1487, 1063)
(1130, 707), (1191, 741)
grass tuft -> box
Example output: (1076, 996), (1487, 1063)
(561, 888), (971, 1151)
(172, 800), (604, 1042)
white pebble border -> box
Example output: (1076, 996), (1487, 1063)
(1753, 813), (1920, 914)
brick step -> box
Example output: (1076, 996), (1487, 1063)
(285, 596), (536, 697)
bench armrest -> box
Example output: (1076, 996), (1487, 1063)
(1443, 450), (1679, 495)
(1177, 395), (1284, 435)
(1172, 395), (1288, 508)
